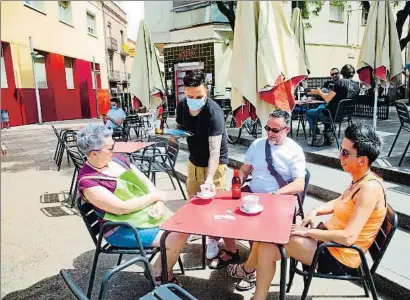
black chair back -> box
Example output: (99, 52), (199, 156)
(301, 169), (311, 205)
(77, 198), (100, 246)
(66, 148), (85, 170)
(62, 130), (78, 147)
(167, 138), (180, 167)
(334, 99), (355, 123)
(395, 101), (410, 130)
(368, 204), (398, 274)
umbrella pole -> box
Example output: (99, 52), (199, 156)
(373, 82), (378, 129)
(298, 84), (301, 101)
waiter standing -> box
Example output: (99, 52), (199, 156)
(176, 70), (239, 269)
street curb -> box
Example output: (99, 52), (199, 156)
(171, 166), (410, 300)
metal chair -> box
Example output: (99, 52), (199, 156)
(125, 115), (145, 138)
(293, 169), (311, 223)
(312, 99), (355, 149)
(60, 256), (197, 300)
(66, 148), (85, 207)
(138, 138), (187, 200)
(388, 101), (410, 166)
(76, 198), (185, 298)
(287, 204), (398, 300)
(57, 130), (78, 171)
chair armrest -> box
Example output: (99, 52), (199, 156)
(310, 242), (365, 270)
(99, 221), (146, 256)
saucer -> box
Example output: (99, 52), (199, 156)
(196, 192), (216, 200)
(240, 204), (263, 215)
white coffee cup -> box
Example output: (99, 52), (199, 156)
(200, 184), (212, 196)
(242, 195), (259, 210)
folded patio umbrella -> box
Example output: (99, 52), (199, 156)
(357, 1), (402, 128)
(228, 1), (308, 128)
(130, 20), (165, 110)
(291, 7), (310, 74)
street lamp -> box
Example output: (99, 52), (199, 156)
(29, 37), (43, 124)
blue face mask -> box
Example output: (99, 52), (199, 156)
(111, 105), (117, 110)
(186, 97), (206, 111)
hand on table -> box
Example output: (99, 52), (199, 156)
(203, 178), (216, 194)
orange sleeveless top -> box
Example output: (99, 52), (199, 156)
(324, 172), (387, 268)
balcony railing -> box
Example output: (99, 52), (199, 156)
(107, 37), (118, 52)
(108, 70), (121, 82)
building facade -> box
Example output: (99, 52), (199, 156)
(1, 0), (111, 127)
(102, 1), (129, 95)
(144, 1), (405, 115)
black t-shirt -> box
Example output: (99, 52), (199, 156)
(327, 78), (360, 116)
(176, 98), (228, 167)
(323, 80), (336, 91)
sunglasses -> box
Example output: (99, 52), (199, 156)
(331, 72), (339, 76)
(340, 148), (360, 158)
(264, 125), (287, 133)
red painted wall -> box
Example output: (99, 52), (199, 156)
(45, 53), (82, 120)
(1, 42), (108, 126)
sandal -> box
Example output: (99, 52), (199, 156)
(235, 269), (257, 292)
(227, 263), (251, 279)
(143, 270), (182, 287)
(209, 249), (240, 269)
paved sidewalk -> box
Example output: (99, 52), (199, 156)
(1, 120), (395, 299)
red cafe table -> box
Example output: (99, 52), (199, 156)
(113, 141), (154, 154)
(159, 191), (297, 300)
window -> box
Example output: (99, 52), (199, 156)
(329, 3), (344, 22)
(58, 1), (72, 24)
(361, 10), (368, 26)
(87, 12), (96, 36)
(107, 22), (111, 38)
(25, 0), (44, 12)
(34, 54), (48, 89)
(120, 30), (124, 45)
(1, 47), (8, 89)
(64, 57), (74, 89)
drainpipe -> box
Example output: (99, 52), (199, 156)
(102, 2), (109, 96)
(29, 37), (43, 124)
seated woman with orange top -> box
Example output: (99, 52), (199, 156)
(227, 122), (387, 299)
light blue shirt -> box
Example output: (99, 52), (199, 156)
(244, 137), (306, 193)
(106, 108), (126, 129)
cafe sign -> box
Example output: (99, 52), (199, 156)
(179, 48), (197, 60)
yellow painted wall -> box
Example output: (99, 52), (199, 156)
(0, 0), (108, 88)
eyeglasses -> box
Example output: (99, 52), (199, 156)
(264, 125), (287, 133)
(91, 142), (115, 153)
(340, 148), (360, 158)
(331, 72), (339, 76)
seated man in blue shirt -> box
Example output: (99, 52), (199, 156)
(226, 109), (306, 292)
(103, 98), (126, 129)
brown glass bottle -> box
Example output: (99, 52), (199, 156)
(232, 169), (241, 199)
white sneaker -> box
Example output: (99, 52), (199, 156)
(206, 238), (219, 260)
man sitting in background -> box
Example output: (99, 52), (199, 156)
(103, 98), (126, 130)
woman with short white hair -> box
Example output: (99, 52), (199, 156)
(77, 124), (188, 285)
